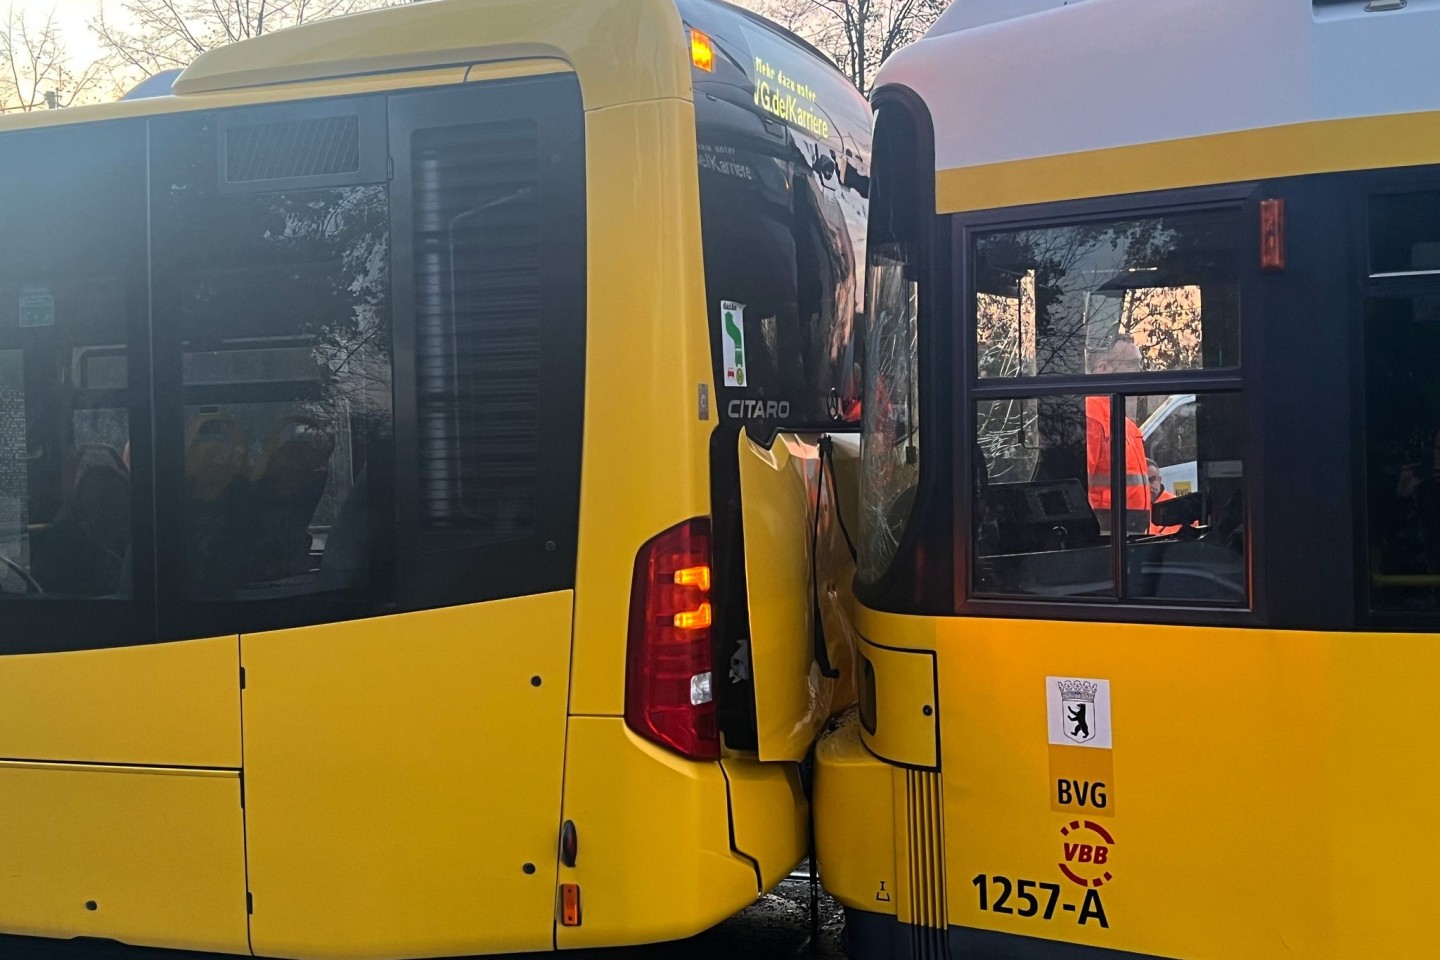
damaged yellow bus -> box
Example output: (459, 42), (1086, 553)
(0, 0), (868, 956)
(816, 0), (1440, 958)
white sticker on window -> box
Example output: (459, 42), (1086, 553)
(721, 300), (746, 387)
(1047, 676), (1112, 749)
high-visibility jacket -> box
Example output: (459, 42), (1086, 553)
(1085, 396), (1151, 533)
(1150, 489), (1180, 536)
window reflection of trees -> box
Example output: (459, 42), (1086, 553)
(169, 178), (392, 598)
(974, 215), (1227, 481)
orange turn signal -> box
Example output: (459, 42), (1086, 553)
(690, 28), (715, 72)
(673, 602), (713, 630)
(560, 883), (582, 926)
(673, 565), (711, 591)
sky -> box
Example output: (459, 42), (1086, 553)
(13, 0), (112, 68)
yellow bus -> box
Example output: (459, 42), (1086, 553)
(0, 1), (869, 956)
(814, 0), (1440, 958)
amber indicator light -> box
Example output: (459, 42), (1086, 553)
(1260, 198), (1285, 272)
(560, 883), (582, 926)
(690, 28), (715, 72)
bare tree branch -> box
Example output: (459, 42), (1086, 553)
(89, 0), (393, 85)
(739, 0), (950, 92)
(0, 6), (108, 112)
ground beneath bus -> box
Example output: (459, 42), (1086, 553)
(0, 876), (847, 960)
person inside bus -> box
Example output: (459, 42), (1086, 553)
(1085, 335), (1151, 536)
(31, 443), (131, 597)
(1147, 458), (1181, 536)
(1393, 428), (1440, 578)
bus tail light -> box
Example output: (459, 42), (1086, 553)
(625, 518), (720, 761)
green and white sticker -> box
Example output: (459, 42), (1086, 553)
(721, 300), (746, 387)
(19, 285), (53, 328)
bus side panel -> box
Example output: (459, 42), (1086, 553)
(855, 610), (1440, 960)
(0, 763), (248, 953)
(241, 594), (574, 959)
(555, 717), (759, 948)
(740, 433), (859, 761)
(721, 757), (808, 891)
(0, 636), (240, 767)
(567, 98), (715, 717)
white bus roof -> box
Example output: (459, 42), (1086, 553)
(877, 0), (1440, 211)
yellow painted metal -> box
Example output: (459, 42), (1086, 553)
(739, 432), (860, 761)
(568, 96), (715, 717)
(556, 717), (760, 949)
(0, 636), (240, 768)
(933, 108), (1440, 214)
(722, 757), (808, 891)
(858, 638), (938, 769)
(171, 0), (691, 109)
(241, 594), (574, 959)
(814, 713), (899, 916)
(847, 605), (1440, 959)
(0, 762), (247, 953)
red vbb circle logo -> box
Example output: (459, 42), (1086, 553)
(1059, 820), (1114, 888)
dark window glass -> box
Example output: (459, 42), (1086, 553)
(975, 210), (1241, 379)
(0, 123), (145, 601)
(688, 0), (871, 431)
(1129, 393), (1245, 602)
(975, 396), (1111, 598)
(388, 76), (585, 611)
(411, 120), (541, 538)
(151, 108), (394, 605)
(974, 392), (1246, 602)
(1369, 191), (1440, 276)
(1366, 294), (1440, 612)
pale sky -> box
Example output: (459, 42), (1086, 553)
(12, 0), (112, 68)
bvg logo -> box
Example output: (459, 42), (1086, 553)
(1058, 820), (1114, 888)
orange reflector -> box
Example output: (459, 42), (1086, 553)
(1260, 198), (1285, 272)
(673, 602), (713, 630)
(560, 883), (582, 926)
(690, 28), (715, 72)
(673, 565), (711, 591)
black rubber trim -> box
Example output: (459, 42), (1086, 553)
(846, 908), (1174, 960)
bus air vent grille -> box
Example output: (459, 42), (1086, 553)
(412, 119), (542, 535)
(905, 769), (949, 955)
(225, 114), (361, 183)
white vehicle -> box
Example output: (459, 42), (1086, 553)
(1140, 393), (1197, 498)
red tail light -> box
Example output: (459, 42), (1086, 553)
(625, 517), (719, 760)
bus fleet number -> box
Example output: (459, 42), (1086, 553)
(971, 874), (1108, 928)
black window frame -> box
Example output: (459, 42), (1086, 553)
(951, 183), (1264, 627)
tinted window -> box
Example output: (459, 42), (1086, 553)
(1369, 191), (1440, 276)
(151, 107), (395, 607)
(388, 77), (585, 611)
(0, 123), (146, 602)
(975, 210), (1241, 379)
(686, 0), (871, 432)
(1366, 293), (1440, 613)
(972, 210), (1247, 606)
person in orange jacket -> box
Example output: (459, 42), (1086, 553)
(1147, 459), (1181, 535)
(1085, 337), (1151, 535)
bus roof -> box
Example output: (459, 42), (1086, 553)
(0, 0), (696, 132)
(875, 0), (1440, 211)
